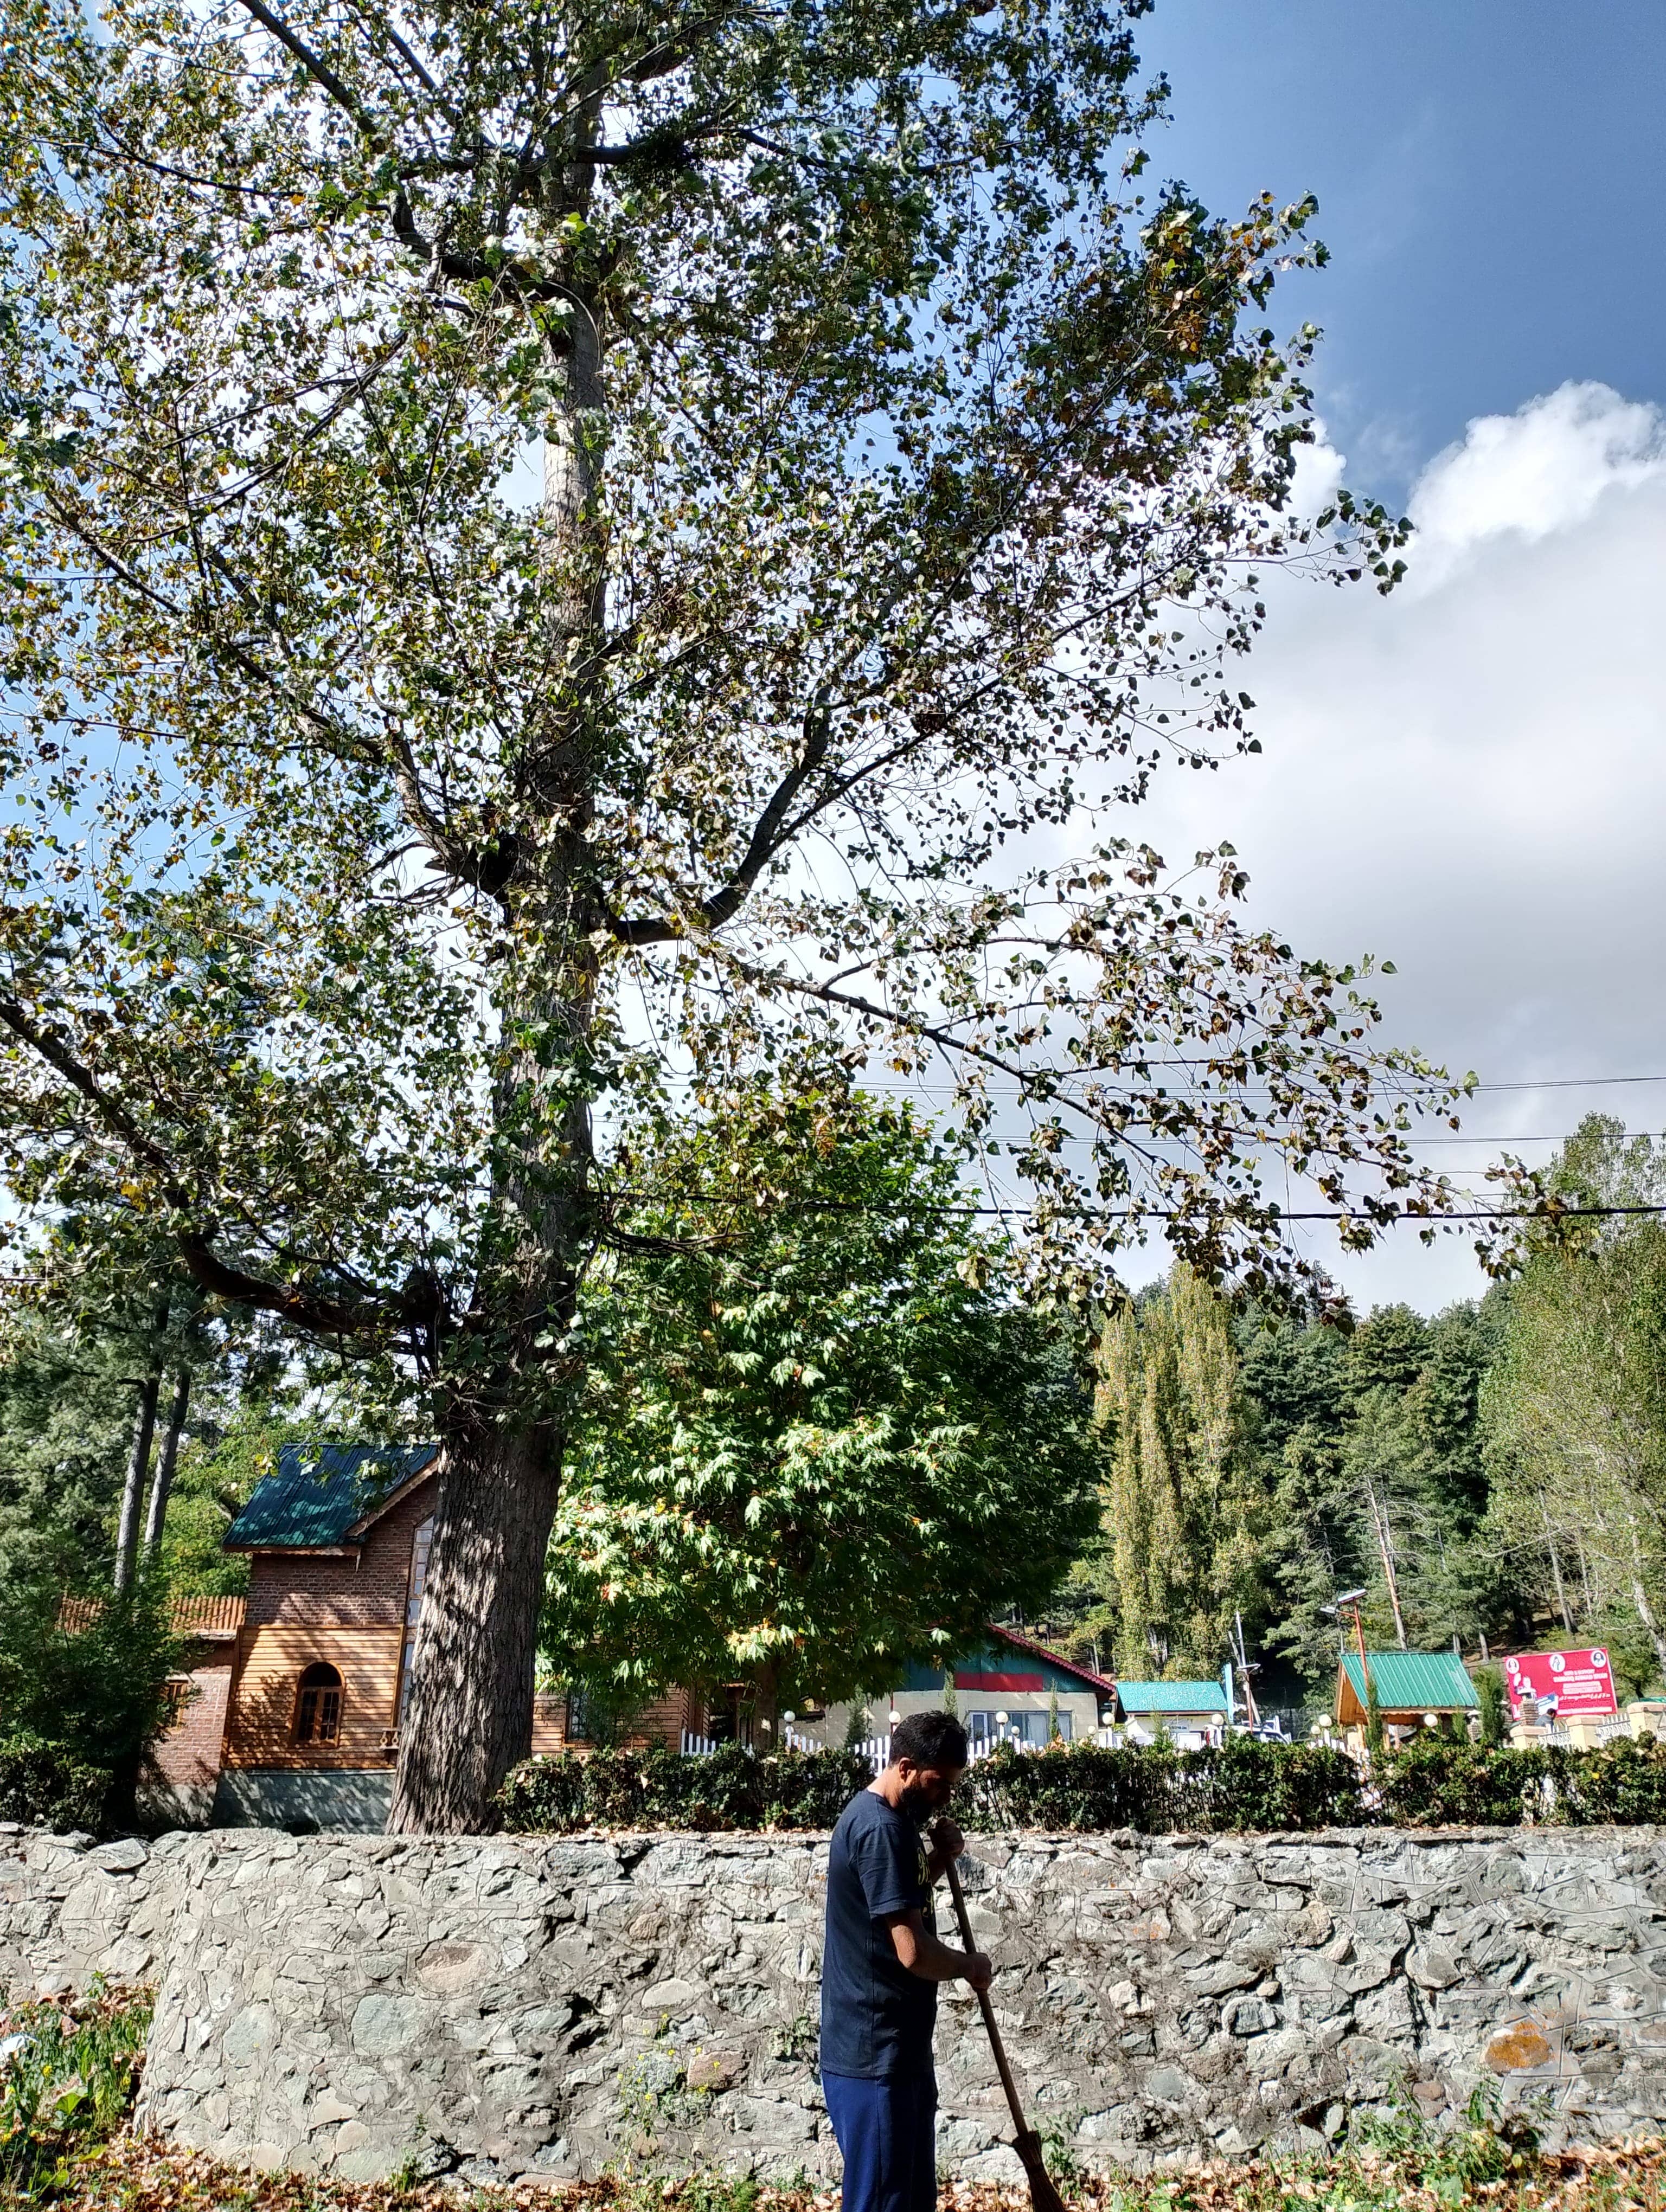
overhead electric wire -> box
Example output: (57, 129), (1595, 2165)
(601, 1188), (1666, 1226)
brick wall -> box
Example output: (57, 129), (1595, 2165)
(151, 1648), (234, 1791)
(243, 1478), (436, 1629)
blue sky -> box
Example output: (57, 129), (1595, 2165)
(1142, 1), (1666, 499)
(1088, 3), (1666, 1311)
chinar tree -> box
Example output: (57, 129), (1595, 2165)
(544, 1082), (1099, 1729)
(0, 0), (1459, 1830)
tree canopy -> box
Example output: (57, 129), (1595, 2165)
(545, 1084), (1098, 1714)
(0, 0), (1462, 1824)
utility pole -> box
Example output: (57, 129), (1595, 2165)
(1233, 1609), (1260, 1728)
(1322, 1587), (1372, 1732)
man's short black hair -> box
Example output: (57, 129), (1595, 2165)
(889, 1711), (969, 1771)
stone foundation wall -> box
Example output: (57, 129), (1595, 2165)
(2, 1822), (1664, 2187)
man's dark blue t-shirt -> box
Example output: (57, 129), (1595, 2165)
(821, 1786), (937, 2079)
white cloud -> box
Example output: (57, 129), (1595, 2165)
(1129, 381), (1666, 1311)
(1407, 381), (1666, 585)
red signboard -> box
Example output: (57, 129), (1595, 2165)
(956, 1670), (1045, 1693)
(1502, 1649), (1618, 1719)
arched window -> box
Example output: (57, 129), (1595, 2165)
(294, 1662), (343, 1746)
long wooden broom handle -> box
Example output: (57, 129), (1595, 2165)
(942, 1850), (1031, 2142)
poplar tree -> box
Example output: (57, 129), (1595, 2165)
(1086, 1264), (1265, 1676)
(0, 0), (1454, 1828)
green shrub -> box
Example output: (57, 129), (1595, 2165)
(1376, 1734), (1547, 1826)
(1545, 1734), (1666, 1823)
(500, 1731), (1666, 1836)
(498, 1737), (1363, 1834)
(957, 1735), (1364, 1834)
(0, 1978), (152, 2195)
(0, 1570), (182, 1828)
(1375, 1732), (1666, 1826)
(497, 1744), (875, 1832)
(0, 1734), (111, 1835)
(1475, 1665), (1509, 1746)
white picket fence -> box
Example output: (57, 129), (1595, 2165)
(668, 1724), (1099, 1772)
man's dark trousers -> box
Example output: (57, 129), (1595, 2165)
(823, 2071), (937, 2212)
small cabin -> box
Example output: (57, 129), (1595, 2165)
(216, 1442), (445, 1828)
(1116, 1677), (1230, 1747)
(1334, 1650), (1479, 1754)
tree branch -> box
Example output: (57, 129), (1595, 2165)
(231, 0), (380, 140)
(0, 993), (374, 1337)
(610, 693), (834, 945)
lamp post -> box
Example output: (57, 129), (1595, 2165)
(1321, 1587), (1372, 1739)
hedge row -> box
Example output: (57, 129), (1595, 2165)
(1376, 1732), (1666, 1826)
(496, 1732), (1666, 1835)
(0, 1733), (111, 1834)
(496, 1741), (877, 1833)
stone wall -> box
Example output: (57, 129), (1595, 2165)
(2, 1821), (1665, 2187)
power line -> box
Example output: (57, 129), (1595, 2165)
(603, 1188), (1666, 1225)
(1470, 1075), (1666, 1091)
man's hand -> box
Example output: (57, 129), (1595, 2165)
(886, 1909), (995, 1990)
(925, 1816), (965, 1883)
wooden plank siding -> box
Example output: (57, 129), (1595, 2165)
(223, 1623), (403, 1770)
(527, 1687), (695, 1757)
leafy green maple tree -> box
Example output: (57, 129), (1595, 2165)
(0, 0), (1460, 1827)
(546, 1084), (1098, 1721)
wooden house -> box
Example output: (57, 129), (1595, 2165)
(213, 1443), (694, 1829)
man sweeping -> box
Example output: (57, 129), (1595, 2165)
(820, 1712), (992, 2212)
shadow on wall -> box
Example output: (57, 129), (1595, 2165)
(212, 1770), (393, 1832)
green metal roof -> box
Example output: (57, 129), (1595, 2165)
(1339, 1651), (1478, 1711)
(223, 1443), (437, 1551)
(1117, 1679), (1228, 1714)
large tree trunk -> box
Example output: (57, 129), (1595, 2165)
(388, 1424), (566, 1830)
(385, 142), (609, 1835)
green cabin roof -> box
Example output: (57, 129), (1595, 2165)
(1338, 1651), (1478, 1711)
(1117, 1679), (1228, 1714)
(223, 1443), (437, 1551)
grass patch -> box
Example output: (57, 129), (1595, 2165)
(0, 1979), (151, 2202)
